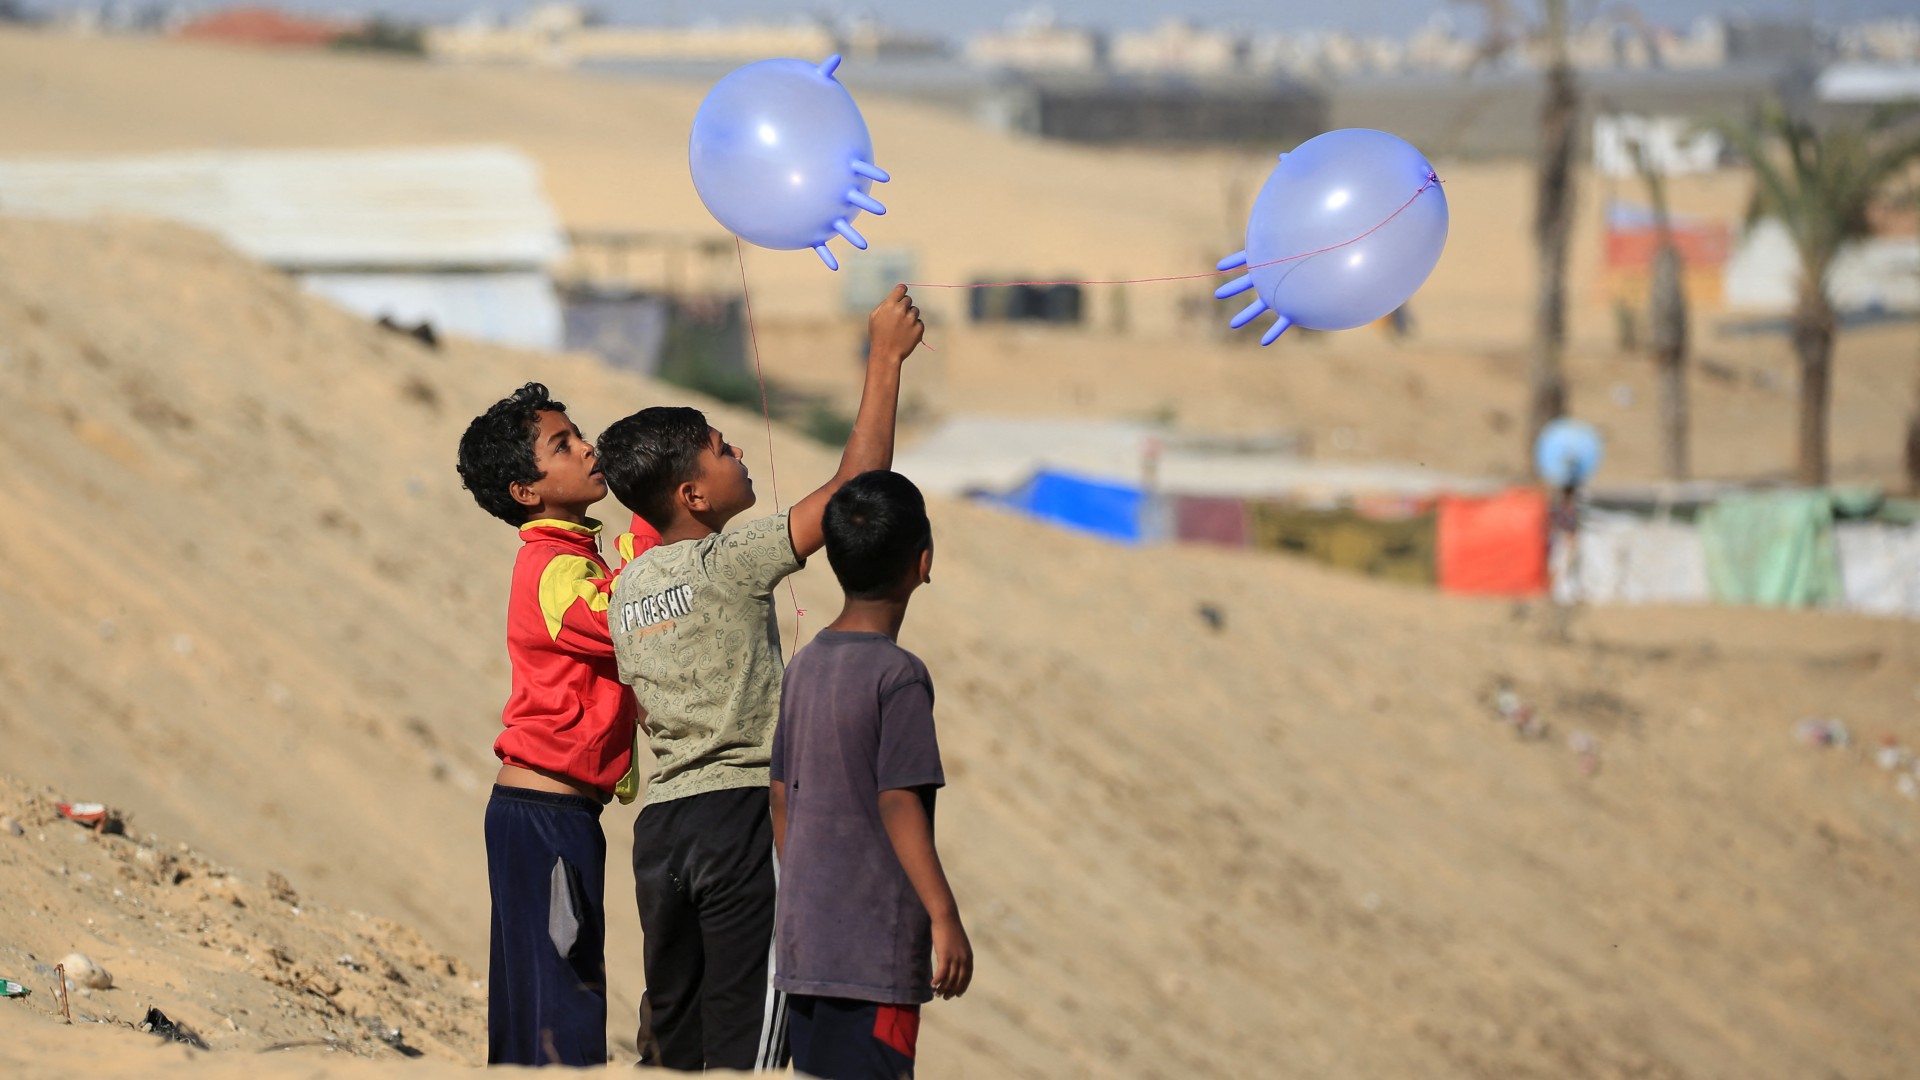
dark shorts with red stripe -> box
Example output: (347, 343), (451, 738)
(786, 996), (920, 1080)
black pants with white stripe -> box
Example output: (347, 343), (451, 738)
(632, 786), (789, 1070)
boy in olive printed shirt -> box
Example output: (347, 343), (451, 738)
(598, 287), (925, 1071)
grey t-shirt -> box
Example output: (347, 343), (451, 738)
(770, 630), (944, 1005)
(610, 511), (802, 804)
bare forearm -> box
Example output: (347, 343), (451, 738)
(878, 789), (957, 921)
(770, 781), (789, 863)
(836, 355), (902, 481)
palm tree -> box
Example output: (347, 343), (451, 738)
(1527, 0), (1579, 464)
(1632, 138), (1689, 480)
(1454, 0), (1580, 464)
(1715, 106), (1920, 486)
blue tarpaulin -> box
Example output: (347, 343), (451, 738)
(981, 470), (1147, 543)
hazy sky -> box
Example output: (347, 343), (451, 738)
(22, 0), (1920, 35)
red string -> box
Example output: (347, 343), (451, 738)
(901, 174), (1442, 290)
(733, 237), (807, 639)
(724, 172), (1441, 645)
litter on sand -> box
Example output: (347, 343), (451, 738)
(141, 1007), (209, 1050)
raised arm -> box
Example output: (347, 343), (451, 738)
(787, 285), (923, 560)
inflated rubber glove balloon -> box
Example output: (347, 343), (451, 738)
(1216, 128), (1448, 343)
(688, 54), (888, 271)
(1534, 418), (1605, 488)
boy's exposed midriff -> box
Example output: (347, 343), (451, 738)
(496, 762), (610, 804)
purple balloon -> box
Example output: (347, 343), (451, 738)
(1216, 129), (1449, 342)
(688, 54), (889, 271)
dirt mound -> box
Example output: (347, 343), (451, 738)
(0, 775), (480, 1061)
(2, 212), (1916, 1079)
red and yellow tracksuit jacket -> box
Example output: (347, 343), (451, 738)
(495, 514), (660, 797)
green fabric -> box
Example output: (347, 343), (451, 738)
(1699, 491), (1842, 607)
(1872, 497), (1920, 526)
(1248, 504), (1437, 586)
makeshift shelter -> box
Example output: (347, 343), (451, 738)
(0, 146), (567, 350)
(1698, 491), (1844, 608)
(1834, 523), (1920, 619)
(1551, 511), (1710, 606)
(1436, 490), (1550, 597)
(1248, 503), (1436, 586)
(983, 470), (1148, 544)
(1171, 495), (1252, 549)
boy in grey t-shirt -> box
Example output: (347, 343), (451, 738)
(770, 471), (972, 1080)
(595, 287), (924, 1071)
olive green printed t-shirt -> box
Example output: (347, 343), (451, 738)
(610, 511), (803, 804)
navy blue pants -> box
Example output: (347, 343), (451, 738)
(486, 785), (608, 1066)
(788, 996), (919, 1080)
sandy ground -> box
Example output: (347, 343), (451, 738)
(0, 29), (1918, 1080)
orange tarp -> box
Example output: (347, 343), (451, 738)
(1602, 225), (1731, 269)
(1436, 489), (1549, 596)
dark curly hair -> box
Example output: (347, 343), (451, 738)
(457, 382), (565, 525)
(823, 471), (931, 599)
(597, 406), (711, 532)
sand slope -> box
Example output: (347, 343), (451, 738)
(1, 213), (1917, 1079)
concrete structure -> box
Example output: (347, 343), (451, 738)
(1592, 113), (1728, 177)
(427, 6), (839, 67)
(1816, 62), (1920, 105)
(1110, 19), (1244, 76)
(1328, 63), (1807, 160)
(980, 74), (1325, 146)
(965, 12), (1104, 73)
(0, 145), (567, 349)
(1724, 219), (1920, 315)
(896, 416), (1494, 502)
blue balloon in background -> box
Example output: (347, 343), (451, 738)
(688, 54), (889, 271)
(1216, 129), (1449, 343)
(1534, 418), (1605, 488)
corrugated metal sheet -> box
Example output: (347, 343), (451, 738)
(1816, 63), (1920, 105)
(0, 145), (563, 269)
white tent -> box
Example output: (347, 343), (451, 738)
(0, 145), (567, 350)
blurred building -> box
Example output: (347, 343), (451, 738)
(966, 11), (1105, 73)
(0, 146), (567, 349)
(1591, 113), (1727, 177)
(1110, 19), (1245, 76)
(1836, 18), (1920, 62)
(1328, 63), (1808, 159)
(979, 74), (1325, 146)
(1725, 220), (1920, 315)
(426, 6), (841, 67)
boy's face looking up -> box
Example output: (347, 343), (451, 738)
(690, 427), (756, 524)
(510, 410), (606, 521)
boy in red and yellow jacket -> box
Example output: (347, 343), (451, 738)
(457, 382), (656, 1066)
